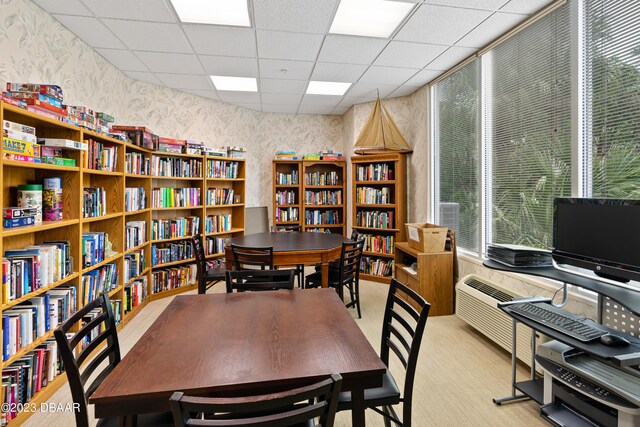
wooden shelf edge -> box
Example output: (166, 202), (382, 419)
(360, 273), (392, 284)
(151, 235), (197, 244)
(1, 272), (80, 310)
(151, 175), (203, 180)
(2, 159), (80, 172)
(150, 283), (197, 300)
(81, 253), (123, 274)
(125, 241), (149, 253)
(82, 169), (123, 176)
(4, 372), (68, 425)
(2, 219), (80, 237)
(81, 212), (122, 223)
(151, 258), (195, 268)
(125, 208), (151, 216)
(124, 268), (150, 287)
(204, 228), (242, 236)
(2, 329), (55, 368)
(363, 251), (395, 258)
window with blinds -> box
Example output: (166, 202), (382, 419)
(485, 3), (572, 248)
(583, 0), (640, 199)
(434, 61), (479, 253)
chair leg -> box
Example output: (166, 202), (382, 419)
(355, 281), (361, 319)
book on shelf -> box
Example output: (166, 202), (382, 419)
(38, 138), (88, 151)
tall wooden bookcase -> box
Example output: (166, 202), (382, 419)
(0, 100), (245, 424)
(351, 153), (407, 283)
(272, 160), (346, 235)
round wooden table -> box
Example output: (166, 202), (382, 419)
(225, 232), (351, 288)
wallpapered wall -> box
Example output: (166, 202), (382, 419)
(0, 0), (344, 210)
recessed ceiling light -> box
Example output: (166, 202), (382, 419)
(330, 0), (413, 38)
(210, 76), (257, 92)
(171, 0), (250, 26)
(306, 81), (351, 96)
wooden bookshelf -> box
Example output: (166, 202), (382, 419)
(272, 160), (302, 229)
(0, 100), (246, 424)
(351, 153), (407, 283)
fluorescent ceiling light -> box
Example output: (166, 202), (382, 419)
(210, 76), (257, 92)
(171, 0), (250, 26)
(306, 81), (351, 96)
(330, 0), (413, 38)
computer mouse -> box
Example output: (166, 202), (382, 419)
(600, 333), (630, 347)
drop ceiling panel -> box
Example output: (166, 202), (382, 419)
(424, 0), (509, 11)
(123, 71), (163, 86)
(259, 59), (314, 80)
(396, 4), (493, 45)
(501, 0), (552, 14)
(389, 85), (421, 97)
(253, 0), (338, 34)
(199, 56), (259, 77)
(135, 52), (205, 74)
(318, 35), (387, 65)
(359, 66), (418, 85)
(95, 48), (148, 72)
(82, 0), (176, 22)
(52, 15), (126, 49)
(344, 83), (396, 99)
(257, 30), (324, 61)
(457, 12), (526, 48)
(262, 104), (301, 114)
(32, 0), (91, 16)
(374, 41), (449, 69)
(301, 94), (342, 107)
(333, 107), (349, 115)
(218, 91), (262, 103)
(183, 25), (257, 57)
(425, 46), (477, 70)
(103, 19), (192, 53)
(311, 63), (368, 83)
(404, 68), (443, 86)
(155, 73), (213, 90)
(260, 78), (308, 94)
(261, 93), (303, 105)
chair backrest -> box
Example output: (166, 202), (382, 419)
(226, 269), (295, 292)
(191, 235), (207, 294)
(53, 293), (121, 427)
(170, 373), (343, 427)
(337, 239), (365, 287)
(380, 279), (431, 424)
(271, 225), (302, 232)
(230, 244), (274, 270)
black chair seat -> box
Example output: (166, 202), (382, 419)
(336, 369), (400, 411)
(96, 411), (175, 427)
(304, 269), (340, 288)
(205, 265), (226, 281)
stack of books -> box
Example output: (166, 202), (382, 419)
(3, 83), (66, 120)
(275, 150), (298, 160)
(2, 120), (40, 163)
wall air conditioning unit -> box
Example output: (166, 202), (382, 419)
(455, 274), (548, 367)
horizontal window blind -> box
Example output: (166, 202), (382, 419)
(486, 3), (572, 248)
(583, 0), (640, 199)
(434, 61), (480, 253)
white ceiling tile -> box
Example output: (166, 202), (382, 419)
(260, 78), (308, 94)
(95, 48), (148, 72)
(234, 103), (262, 112)
(155, 73), (214, 90)
(501, 0), (553, 15)
(298, 105), (336, 115)
(33, 0), (91, 16)
(404, 69), (443, 86)
(426, 46), (476, 70)
(423, 0), (508, 10)
(135, 51), (204, 74)
(123, 71), (164, 86)
(253, 0), (338, 33)
(374, 41), (449, 69)
(339, 95), (376, 107)
(181, 89), (220, 100)
(259, 59), (314, 80)
(51, 15), (126, 49)
(199, 56), (259, 77)
(345, 83), (396, 98)
(457, 12), (526, 48)
(261, 93), (303, 105)
(359, 66), (418, 85)
(256, 30), (324, 61)
(389, 85), (421, 97)
(332, 107), (349, 115)
(262, 104), (300, 114)
(318, 35), (387, 65)
(301, 95), (342, 107)
(183, 25), (256, 57)
(218, 92), (262, 103)
(82, 0), (176, 22)
(311, 63), (368, 82)
(102, 19), (192, 53)
(395, 4), (492, 45)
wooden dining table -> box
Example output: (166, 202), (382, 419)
(225, 231), (352, 288)
(90, 289), (386, 427)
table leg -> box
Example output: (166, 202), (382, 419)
(321, 254), (329, 289)
(351, 389), (366, 427)
(118, 415), (136, 427)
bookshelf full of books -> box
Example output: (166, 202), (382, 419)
(0, 97), (247, 425)
(351, 153), (407, 283)
(272, 160), (302, 229)
(302, 161), (346, 235)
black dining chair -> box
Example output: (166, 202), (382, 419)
(230, 243), (274, 270)
(53, 293), (173, 427)
(270, 225), (304, 287)
(225, 269), (295, 292)
(192, 235), (226, 294)
(170, 374), (343, 427)
(314, 229), (363, 274)
(305, 239), (365, 318)
(336, 278), (431, 426)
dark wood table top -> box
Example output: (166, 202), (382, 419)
(90, 289), (385, 418)
(227, 231), (351, 252)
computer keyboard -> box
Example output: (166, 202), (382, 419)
(507, 302), (608, 342)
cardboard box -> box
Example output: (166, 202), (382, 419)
(405, 223), (448, 253)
